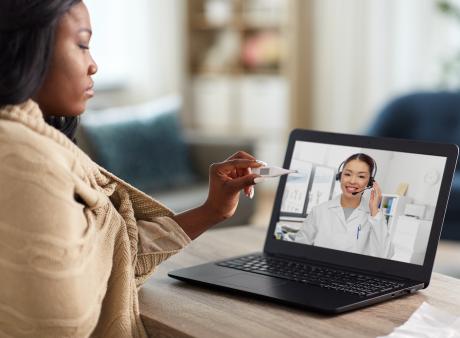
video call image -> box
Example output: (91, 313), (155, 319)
(274, 141), (447, 265)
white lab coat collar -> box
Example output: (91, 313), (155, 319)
(327, 194), (368, 211)
(326, 194), (369, 223)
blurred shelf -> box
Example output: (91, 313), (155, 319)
(190, 68), (282, 76)
(187, 0), (287, 77)
(190, 16), (241, 30)
(242, 66), (282, 74)
(191, 67), (243, 75)
(190, 16), (284, 31)
(184, 0), (309, 170)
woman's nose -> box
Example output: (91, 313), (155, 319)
(89, 56), (98, 75)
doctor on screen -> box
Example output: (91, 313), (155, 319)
(295, 153), (394, 259)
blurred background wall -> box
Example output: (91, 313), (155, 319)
(85, 0), (460, 160)
(82, 0), (460, 192)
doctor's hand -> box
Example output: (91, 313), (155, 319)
(203, 151), (262, 222)
(369, 181), (382, 217)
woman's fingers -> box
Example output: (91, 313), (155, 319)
(224, 173), (260, 193)
(370, 182), (383, 211)
(240, 167), (253, 196)
(213, 152), (263, 198)
(225, 151), (262, 179)
(374, 182), (382, 200)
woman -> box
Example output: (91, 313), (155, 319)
(295, 153), (394, 259)
(0, 1), (262, 337)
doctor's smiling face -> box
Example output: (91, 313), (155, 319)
(340, 159), (371, 198)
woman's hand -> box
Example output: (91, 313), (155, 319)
(203, 151), (263, 222)
(173, 151), (263, 240)
(369, 181), (382, 217)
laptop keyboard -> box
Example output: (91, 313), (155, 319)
(217, 254), (405, 297)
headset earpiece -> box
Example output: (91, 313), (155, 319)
(336, 161), (345, 181)
(367, 158), (377, 187)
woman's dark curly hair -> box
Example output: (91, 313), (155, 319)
(0, 0), (82, 142)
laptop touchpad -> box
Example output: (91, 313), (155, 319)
(217, 273), (288, 293)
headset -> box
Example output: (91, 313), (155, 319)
(335, 154), (378, 195)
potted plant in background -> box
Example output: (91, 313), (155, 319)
(437, 0), (460, 88)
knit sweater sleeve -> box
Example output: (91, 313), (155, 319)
(0, 145), (105, 337)
(101, 168), (191, 286)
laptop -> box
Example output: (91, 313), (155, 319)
(169, 129), (458, 313)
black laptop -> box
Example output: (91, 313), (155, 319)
(169, 129), (458, 313)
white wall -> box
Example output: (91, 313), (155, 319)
(382, 153), (446, 207)
(292, 141), (359, 169)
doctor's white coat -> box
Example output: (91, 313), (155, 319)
(295, 195), (394, 259)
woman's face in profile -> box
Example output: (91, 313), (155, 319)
(35, 1), (97, 117)
(340, 159), (371, 197)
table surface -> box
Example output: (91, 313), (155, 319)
(139, 225), (460, 338)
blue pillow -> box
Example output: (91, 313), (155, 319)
(81, 97), (197, 192)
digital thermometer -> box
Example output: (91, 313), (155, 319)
(252, 166), (298, 178)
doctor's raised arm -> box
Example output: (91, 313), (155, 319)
(364, 181), (394, 258)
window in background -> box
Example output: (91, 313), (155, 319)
(84, 0), (184, 107)
(310, 0), (460, 134)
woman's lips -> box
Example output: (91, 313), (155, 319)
(85, 83), (94, 97)
(345, 186), (359, 193)
(85, 89), (94, 97)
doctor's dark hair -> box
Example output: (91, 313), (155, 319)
(0, 0), (82, 142)
(336, 153), (377, 187)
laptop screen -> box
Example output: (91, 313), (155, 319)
(273, 140), (447, 266)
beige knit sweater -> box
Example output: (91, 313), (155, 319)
(0, 100), (191, 337)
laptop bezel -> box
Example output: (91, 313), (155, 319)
(263, 129), (458, 284)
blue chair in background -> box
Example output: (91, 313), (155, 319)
(368, 91), (460, 240)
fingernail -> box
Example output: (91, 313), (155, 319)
(249, 187), (255, 199)
(254, 177), (265, 184)
(256, 160), (268, 166)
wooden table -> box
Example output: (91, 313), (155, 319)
(139, 225), (460, 338)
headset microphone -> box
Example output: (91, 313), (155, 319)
(351, 186), (372, 195)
